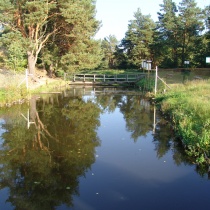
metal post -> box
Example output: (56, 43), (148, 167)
(153, 106), (156, 134)
(155, 66), (158, 96)
(26, 69), (28, 91)
(64, 73), (66, 81)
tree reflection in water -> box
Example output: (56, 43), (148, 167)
(0, 87), (209, 210)
(0, 92), (101, 210)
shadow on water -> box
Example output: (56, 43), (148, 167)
(0, 86), (209, 209)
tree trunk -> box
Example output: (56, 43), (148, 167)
(27, 51), (36, 76)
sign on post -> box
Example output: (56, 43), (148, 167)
(206, 57), (210, 63)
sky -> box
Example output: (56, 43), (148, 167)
(94, 0), (209, 41)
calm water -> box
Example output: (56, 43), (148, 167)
(0, 87), (210, 210)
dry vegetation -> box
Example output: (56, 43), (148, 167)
(0, 68), (64, 88)
(0, 69), (65, 106)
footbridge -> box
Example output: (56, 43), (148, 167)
(66, 73), (146, 85)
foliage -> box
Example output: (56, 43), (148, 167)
(152, 0), (205, 68)
(100, 35), (119, 69)
(156, 79), (210, 165)
(60, 39), (102, 73)
(0, 32), (27, 72)
(0, 0), (101, 75)
(0, 0), (209, 73)
(120, 9), (155, 69)
(112, 0), (209, 69)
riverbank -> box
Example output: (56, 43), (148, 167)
(0, 69), (67, 107)
(155, 79), (210, 165)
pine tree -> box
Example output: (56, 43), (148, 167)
(121, 8), (155, 68)
(101, 35), (119, 69)
(178, 0), (204, 66)
(54, 0), (102, 72)
(156, 0), (180, 67)
(0, 0), (101, 75)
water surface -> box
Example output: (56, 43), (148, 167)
(0, 87), (209, 210)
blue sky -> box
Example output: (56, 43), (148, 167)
(95, 0), (208, 41)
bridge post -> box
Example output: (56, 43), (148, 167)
(83, 74), (85, 82)
(94, 74), (96, 82)
(103, 75), (105, 82)
(73, 74), (75, 82)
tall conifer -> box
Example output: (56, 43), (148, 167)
(0, 0), (101, 75)
(121, 9), (155, 68)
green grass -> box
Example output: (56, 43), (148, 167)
(0, 73), (28, 106)
(155, 79), (210, 165)
(0, 71), (66, 106)
(31, 79), (67, 93)
(0, 87), (28, 106)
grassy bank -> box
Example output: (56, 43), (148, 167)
(0, 72), (66, 107)
(155, 79), (210, 165)
(0, 73), (27, 106)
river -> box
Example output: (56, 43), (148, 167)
(0, 86), (210, 210)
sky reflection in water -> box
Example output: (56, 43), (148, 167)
(69, 91), (210, 210)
